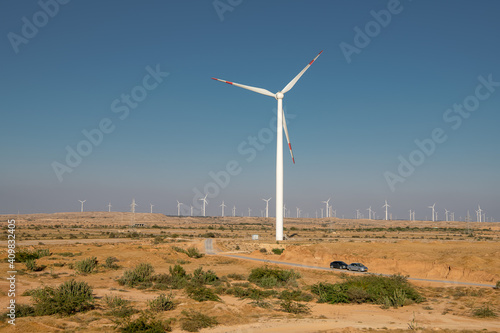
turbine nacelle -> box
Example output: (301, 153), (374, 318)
(275, 92), (284, 100)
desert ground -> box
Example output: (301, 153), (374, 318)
(0, 212), (499, 332)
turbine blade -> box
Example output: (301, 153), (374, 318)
(282, 110), (295, 164)
(211, 78), (275, 97)
(281, 50), (323, 94)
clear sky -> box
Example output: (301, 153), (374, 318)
(1, 0), (499, 221)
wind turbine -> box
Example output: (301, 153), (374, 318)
(232, 205), (236, 217)
(367, 206), (372, 220)
(190, 205), (193, 216)
(476, 205), (483, 222)
(248, 208), (251, 217)
(356, 209), (360, 219)
(150, 203), (154, 214)
(220, 201), (226, 217)
(428, 203), (436, 222)
(321, 198), (331, 218)
(409, 209), (412, 221)
(262, 198), (271, 218)
(107, 202), (111, 212)
(320, 208), (324, 218)
(199, 194), (208, 217)
(130, 198), (137, 214)
(176, 200), (183, 216)
(382, 200), (390, 221)
(445, 209), (449, 222)
(79, 200), (86, 213)
(212, 51), (323, 240)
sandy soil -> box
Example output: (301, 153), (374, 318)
(0, 212), (499, 332)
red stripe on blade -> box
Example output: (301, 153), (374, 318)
(226, 81), (233, 85)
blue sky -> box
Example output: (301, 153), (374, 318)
(1, 0), (499, 221)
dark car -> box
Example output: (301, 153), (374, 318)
(347, 263), (368, 272)
(330, 261), (348, 269)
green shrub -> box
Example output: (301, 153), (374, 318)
(185, 285), (221, 302)
(31, 279), (94, 316)
(118, 263), (154, 288)
(279, 290), (314, 302)
(15, 249), (51, 262)
(148, 294), (175, 312)
(104, 256), (120, 269)
(259, 248), (267, 253)
(172, 246), (186, 254)
(279, 299), (310, 314)
(180, 310), (218, 332)
(186, 247), (204, 259)
(192, 267), (219, 285)
(13, 303), (35, 318)
(311, 282), (349, 304)
(227, 273), (246, 280)
(119, 313), (172, 332)
(311, 274), (423, 306)
(74, 256), (98, 274)
(473, 305), (497, 318)
(25, 259), (45, 272)
(495, 281), (500, 289)
(248, 266), (300, 289)
(104, 295), (136, 318)
(271, 248), (284, 255)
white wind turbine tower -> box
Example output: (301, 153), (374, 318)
(107, 202), (111, 212)
(232, 205), (236, 217)
(321, 198), (330, 218)
(320, 208), (324, 218)
(220, 201), (226, 217)
(296, 207), (301, 218)
(176, 200), (183, 216)
(428, 203), (436, 222)
(356, 209), (360, 219)
(150, 204), (154, 214)
(367, 206), (372, 220)
(248, 208), (251, 217)
(262, 198), (271, 218)
(445, 209), (449, 222)
(476, 205), (483, 222)
(79, 200), (86, 213)
(130, 198), (137, 213)
(190, 205), (193, 217)
(199, 194), (208, 217)
(212, 51), (323, 241)
(382, 200), (390, 221)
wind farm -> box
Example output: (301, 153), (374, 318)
(2, 1), (500, 332)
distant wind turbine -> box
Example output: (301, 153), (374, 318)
(232, 205), (236, 217)
(79, 200), (86, 213)
(107, 202), (111, 213)
(248, 208), (251, 217)
(220, 201), (226, 217)
(130, 198), (137, 214)
(322, 198), (330, 218)
(150, 203), (154, 214)
(212, 51), (323, 240)
(262, 198), (271, 218)
(367, 206), (372, 220)
(320, 208), (324, 218)
(199, 194), (208, 217)
(190, 205), (193, 217)
(445, 209), (449, 222)
(476, 205), (483, 222)
(428, 203), (436, 222)
(177, 200), (183, 216)
(382, 200), (390, 221)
